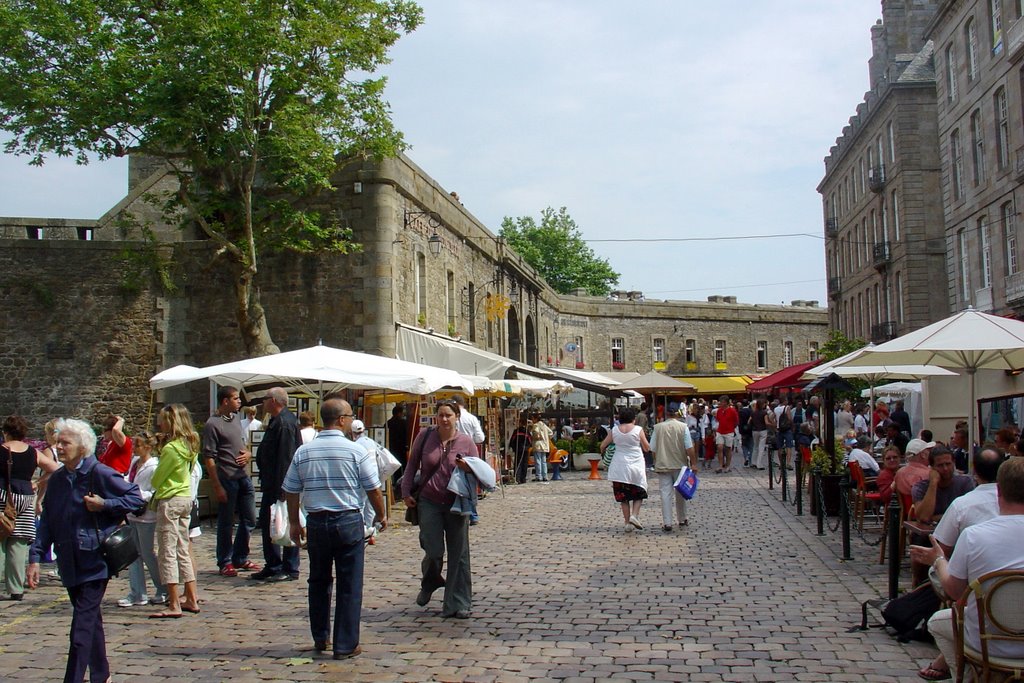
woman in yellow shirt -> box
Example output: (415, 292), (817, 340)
(150, 404), (201, 618)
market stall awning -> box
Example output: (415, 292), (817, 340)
(615, 371), (696, 393)
(396, 323), (558, 380)
(745, 360), (821, 393)
(149, 344), (474, 396)
(678, 375), (753, 395)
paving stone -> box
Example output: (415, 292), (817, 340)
(0, 469), (935, 680)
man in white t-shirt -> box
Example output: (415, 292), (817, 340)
(909, 456), (1024, 680)
(843, 436), (880, 476)
(932, 446), (1003, 555)
(453, 396), (485, 456)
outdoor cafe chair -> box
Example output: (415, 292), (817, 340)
(952, 569), (1024, 682)
(848, 460), (883, 533)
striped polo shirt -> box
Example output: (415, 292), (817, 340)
(281, 429), (380, 512)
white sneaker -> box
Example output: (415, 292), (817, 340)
(628, 515), (643, 530)
(117, 596), (149, 608)
(151, 594), (168, 605)
(624, 523), (633, 533)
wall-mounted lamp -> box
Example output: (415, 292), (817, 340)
(427, 231), (443, 256)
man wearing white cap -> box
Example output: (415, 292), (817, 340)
(895, 438), (934, 498)
(348, 419), (385, 534)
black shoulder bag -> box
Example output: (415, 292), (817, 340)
(404, 428), (442, 527)
(89, 469), (139, 576)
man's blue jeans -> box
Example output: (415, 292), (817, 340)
(305, 509), (365, 655)
(259, 494), (300, 575)
(216, 476), (256, 569)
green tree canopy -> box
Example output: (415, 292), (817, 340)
(0, 0), (422, 354)
(499, 206), (619, 296)
(818, 328), (867, 362)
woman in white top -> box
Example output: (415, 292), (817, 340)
(120, 432), (167, 607)
(599, 407), (652, 532)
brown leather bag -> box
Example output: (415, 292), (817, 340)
(0, 448), (17, 540)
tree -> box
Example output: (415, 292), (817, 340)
(0, 0), (423, 355)
(499, 207), (619, 296)
(818, 328), (867, 362)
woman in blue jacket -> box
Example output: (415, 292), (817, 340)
(27, 417), (143, 683)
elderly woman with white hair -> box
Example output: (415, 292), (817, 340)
(27, 417), (144, 683)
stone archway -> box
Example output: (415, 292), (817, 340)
(507, 306), (521, 362)
(525, 314), (538, 367)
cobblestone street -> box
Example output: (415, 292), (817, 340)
(2, 467), (933, 682)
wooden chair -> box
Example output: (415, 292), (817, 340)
(952, 569), (1024, 682)
(878, 490), (917, 564)
(848, 461), (883, 532)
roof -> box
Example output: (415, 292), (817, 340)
(678, 375), (753, 395)
(895, 41), (935, 84)
(745, 360), (821, 393)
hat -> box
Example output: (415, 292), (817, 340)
(351, 419), (365, 434)
(668, 406), (682, 416)
(905, 438), (936, 455)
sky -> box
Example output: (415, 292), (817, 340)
(0, 1), (883, 306)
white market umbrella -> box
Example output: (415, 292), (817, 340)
(150, 344), (474, 396)
(843, 308), (1024, 459)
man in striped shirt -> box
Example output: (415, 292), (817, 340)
(282, 398), (387, 660)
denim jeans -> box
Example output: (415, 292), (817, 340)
(127, 520), (166, 601)
(533, 448), (548, 480)
(216, 476), (256, 568)
(305, 509), (365, 655)
(258, 495), (300, 575)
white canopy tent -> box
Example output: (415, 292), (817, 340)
(149, 344), (475, 396)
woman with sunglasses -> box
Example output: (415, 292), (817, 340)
(401, 399), (476, 618)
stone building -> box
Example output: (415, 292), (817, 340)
(0, 153), (828, 426)
(819, 0), (950, 342)
(927, 0), (1024, 315)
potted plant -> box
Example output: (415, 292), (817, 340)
(612, 361), (625, 370)
(575, 361), (585, 369)
(810, 439), (846, 516)
(447, 321), (457, 337)
(417, 312), (427, 328)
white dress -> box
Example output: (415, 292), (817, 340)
(607, 425), (647, 491)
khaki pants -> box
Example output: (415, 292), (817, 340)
(156, 497), (195, 586)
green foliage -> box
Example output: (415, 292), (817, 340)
(819, 329), (867, 362)
(811, 441), (846, 475)
(500, 207), (619, 296)
(0, 0), (422, 350)
(116, 216), (177, 295)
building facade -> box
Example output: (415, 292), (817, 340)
(928, 0), (1024, 315)
(819, 1), (950, 343)
(0, 154), (828, 425)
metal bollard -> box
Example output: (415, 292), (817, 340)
(840, 472), (852, 560)
(781, 455), (788, 502)
(887, 495), (901, 601)
(795, 454), (803, 516)
(814, 466), (824, 536)
(768, 448), (774, 490)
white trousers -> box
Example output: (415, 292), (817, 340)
(656, 472), (687, 527)
(753, 430), (769, 468)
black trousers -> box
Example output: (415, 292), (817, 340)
(65, 578), (109, 683)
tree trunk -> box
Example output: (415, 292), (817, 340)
(235, 265), (280, 357)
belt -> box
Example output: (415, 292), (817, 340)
(306, 508), (360, 518)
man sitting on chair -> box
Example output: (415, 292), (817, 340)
(909, 456), (1024, 681)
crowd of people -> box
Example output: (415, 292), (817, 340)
(3, 387), (1023, 682)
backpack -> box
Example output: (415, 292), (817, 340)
(878, 583), (940, 642)
(778, 407), (792, 431)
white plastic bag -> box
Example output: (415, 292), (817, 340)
(376, 445), (402, 479)
(270, 500), (305, 547)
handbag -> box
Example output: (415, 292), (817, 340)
(404, 428), (442, 527)
(0, 448), (17, 541)
(674, 465), (699, 500)
(89, 470), (140, 576)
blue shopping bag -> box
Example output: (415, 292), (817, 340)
(674, 466), (699, 500)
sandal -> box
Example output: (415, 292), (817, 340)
(917, 666), (951, 681)
(149, 611), (184, 619)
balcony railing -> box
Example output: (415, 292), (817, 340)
(1006, 271), (1024, 303)
(825, 217), (838, 237)
(828, 276), (842, 298)
(871, 321), (897, 343)
(1008, 16), (1024, 62)
(872, 241), (891, 269)
(868, 165), (886, 193)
